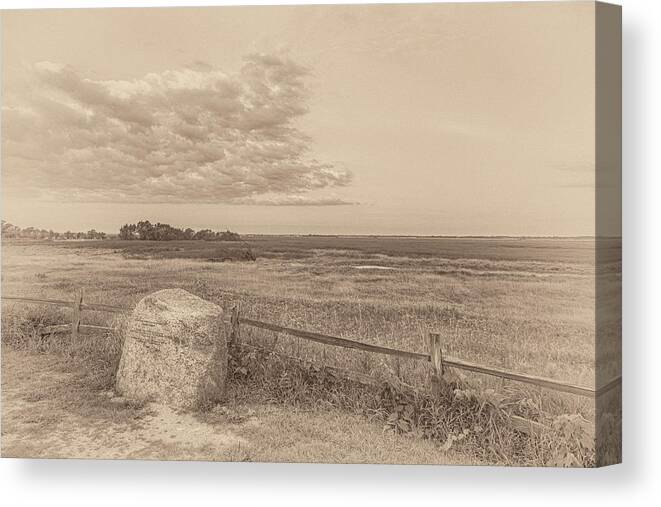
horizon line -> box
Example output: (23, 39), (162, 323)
(1, 218), (615, 240)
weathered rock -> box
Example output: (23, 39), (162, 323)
(115, 289), (227, 409)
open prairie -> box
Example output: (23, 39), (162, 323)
(1, 236), (621, 465)
(2, 237), (620, 392)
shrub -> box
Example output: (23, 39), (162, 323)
(227, 341), (591, 466)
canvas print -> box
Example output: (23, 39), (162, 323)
(0, 2), (621, 467)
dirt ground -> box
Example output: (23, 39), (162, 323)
(1, 348), (474, 465)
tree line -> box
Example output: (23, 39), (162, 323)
(2, 219), (241, 242)
(118, 220), (241, 241)
(1, 221), (107, 240)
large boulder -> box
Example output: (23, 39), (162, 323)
(115, 289), (227, 409)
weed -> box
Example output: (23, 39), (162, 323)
(227, 341), (594, 466)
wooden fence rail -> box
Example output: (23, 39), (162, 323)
(236, 314), (618, 399)
(1, 294), (119, 337)
(239, 317), (429, 361)
(1, 295), (126, 314)
(2, 293), (621, 401)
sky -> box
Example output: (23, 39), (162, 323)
(2, 3), (598, 236)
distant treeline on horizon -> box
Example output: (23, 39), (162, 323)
(1, 220), (242, 242)
(2, 220), (608, 242)
(1, 220), (107, 240)
(119, 221), (241, 241)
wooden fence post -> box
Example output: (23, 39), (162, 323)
(71, 289), (83, 343)
(428, 332), (444, 395)
(229, 306), (241, 347)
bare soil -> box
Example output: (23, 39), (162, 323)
(1, 349), (472, 464)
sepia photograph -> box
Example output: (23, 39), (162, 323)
(1, 1), (621, 467)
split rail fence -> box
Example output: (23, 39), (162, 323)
(2, 290), (621, 435)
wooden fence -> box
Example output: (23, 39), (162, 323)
(231, 312), (618, 399)
(1, 291), (621, 406)
(2, 291), (120, 337)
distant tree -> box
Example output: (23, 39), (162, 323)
(218, 230), (241, 241)
(119, 223), (137, 240)
(85, 229), (107, 240)
(0, 222), (106, 241)
(152, 223), (178, 241)
(193, 229), (216, 241)
(136, 220), (154, 240)
(117, 220), (241, 242)
(1, 221), (20, 238)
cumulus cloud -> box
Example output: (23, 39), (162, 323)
(235, 195), (358, 206)
(2, 55), (354, 204)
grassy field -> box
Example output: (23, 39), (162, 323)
(0, 236), (621, 465)
(2, 349), (473, 464)
(54, 238), (257, 262)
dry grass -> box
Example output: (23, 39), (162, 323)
(0, 237), (621, 465)
(2, 349), (470, 464)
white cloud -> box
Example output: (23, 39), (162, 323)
(235, 195), (358, 206)
(3, 55), (353, 205)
